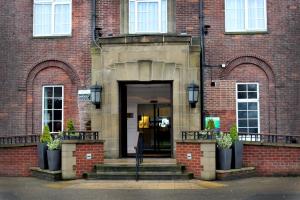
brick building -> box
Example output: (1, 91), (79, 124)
(0, 0), (299, 159)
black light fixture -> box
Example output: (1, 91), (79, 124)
(188, 83), (199, 108)
(90, 83), (102, 109)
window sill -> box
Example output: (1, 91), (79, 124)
(224, 31), (269, 35)
(32, 35), (72, 39)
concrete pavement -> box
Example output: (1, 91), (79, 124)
(0, 177), (299, 200)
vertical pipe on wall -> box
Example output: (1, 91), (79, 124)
(199, 0), (205, 129)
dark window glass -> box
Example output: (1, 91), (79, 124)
(238, 120), (247, 127)
(44, 110), (52, 121)
(238, 84), (246, 91)
(54, 110), (62, 120)
(238, 92), (247, 99)
(47, 121), (52, 132)
(238, 103), (247, 110)
(248, 111), (258, 118)
(44, 87), (53, 98)
(249, 128), (258, 133)
(238, 111), (247, 118)
(248, 84), (257, 91)
(45, 99), (52, 109)
(238, 128), (247, 133)
(53, 121), (62, 132)
(54, 98), (62, 109)
(54, 87), (62, 97)
(248, 92), (257, 99)
(248, 102), (257, 110)
(248, 119), (258, 127)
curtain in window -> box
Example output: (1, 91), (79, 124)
(34, 4), (51, 35)
(225, 0), (245, 31)
(161, 0), (167, 32)
(137, 2), (158, 32)
(248, 0), (265, 30)
(54, 4), (71, 34)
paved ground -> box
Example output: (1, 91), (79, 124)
(0, 177), (299, 200)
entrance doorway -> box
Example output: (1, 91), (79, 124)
(119, 82), (172, 157)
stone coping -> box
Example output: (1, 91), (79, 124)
(216, 167), (255, 174)
(0, 143), (37, 148)
(30, 167), (61, 174)
(176, 140), (216, 144)
(97, 34), (191, 45)
(61, 140), (105, 144)
(243, 141), (300, 148)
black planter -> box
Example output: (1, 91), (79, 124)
(217, 148), (232, 170)
(232, 140), (243, 169)
(37, 143), (48, 169)
(47, 150), (61, 171)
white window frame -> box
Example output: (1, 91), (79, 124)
(129, 0), (167, 34)
(42, 85), (64, 133)
(225, 0), (267, 32)
(33, 0), (72, 37)
(236, 83), (260, 135)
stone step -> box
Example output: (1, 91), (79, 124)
(104, 158), (176, 165)
(94, 164), (184, 173)
(216, 167), (256, 180)
(84, 171), (193, 180)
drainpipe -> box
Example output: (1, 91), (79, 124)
(199, 0), (205, 130)
(92, 0), (96, 44)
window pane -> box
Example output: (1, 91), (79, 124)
(248, 119), (258, 127)
(238, 102), (247, 110)
(249, 128), (258, 133)
(161, 0), (167, 32)
(44, 110), (52, 121)
(44, 87), (53, 98)
(34, 4), (51, 35)
(44, 98), (53, 109)
(47, 121), (53, 132)
(54, 87), (62, 97)
(137, 2), (158, 32)
(238, 111), (247, 118)
(54, 4), (71, 34)
(54, 110), (62, 120)
(238, 84), (246, 91)
(238, 119), (247, 127)
(54, 98), (62, 109)
(129, 1), (135, 33)
(53, 121), (62, 132)
(248, 92), (257, 99)
(239, 128), (247, 133)
(248, 84), (257, 91)
(248, 102), (257, 110)
(248, 111), (258, 118)
(238, 92), (247, 99)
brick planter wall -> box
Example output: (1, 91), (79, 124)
(243, 143), (300, 176)
(176, 140), (216, 180)
(0, 144), (37, 176)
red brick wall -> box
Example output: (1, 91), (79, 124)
(0, 145), (38, 176)
(0, 0), (92, 136)
(243, 144), (300, 176)
(75, 143), (104, 177)
(176, 142), (202, 177)
(203, 0), (300, 135)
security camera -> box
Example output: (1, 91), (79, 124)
(221, 63), (226, 68)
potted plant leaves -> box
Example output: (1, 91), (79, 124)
(206, 119), (215, 139)
(47, 138), (61, 171)
(217, 132), (232, 170)
(38, 125), (52, 169)
(66, 119), (80, 140)
(230, 124), (243, 169)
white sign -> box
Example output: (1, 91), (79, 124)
(187, 153), (192, 160)
(78, 90), (91, 101)
(86, 153), (92, 160)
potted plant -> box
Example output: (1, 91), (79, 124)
(217, 132), (232, 170)
(230, 124), (243, 169)
(206, 119), (215, 139)
(47, 138), (61, 171)
(66, 119), (80, 140)
(38, 125), (52, 169)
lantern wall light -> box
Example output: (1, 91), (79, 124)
(90, 83), (102, 109)
(188, 83), (199, 108)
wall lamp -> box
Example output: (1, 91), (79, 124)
(90, 83), (102, 109)
(188, 83), (199, 108)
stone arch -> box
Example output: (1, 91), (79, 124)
(25, 60), (81, 134)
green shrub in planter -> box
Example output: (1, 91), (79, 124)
(217, 132), (232, 170)
(47, 139), (61, 171)
(230, 124), (243, 169)
(38, 125), (52, 169)
(66, 119), (80, 139)
(206, 119), (215, 139)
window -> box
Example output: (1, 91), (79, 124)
(33, 0), (72, 36)
(42, 86), (64, 133)
(225, 0), (267, 32)
(129, 0), (167, 33)
(236, 83), (260, 134)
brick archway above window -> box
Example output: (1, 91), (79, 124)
(221, 55), (275, 84)
(24, 60), (81, 88)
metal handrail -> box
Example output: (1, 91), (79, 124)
(134, 132), (144, 181)
(59, 131), (99, 140)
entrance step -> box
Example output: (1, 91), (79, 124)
(216, 167), (256, 180)
(84, 159), (193, 180)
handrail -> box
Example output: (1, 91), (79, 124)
(0, 134), (40, 145)
(134, 132), (144, 181)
